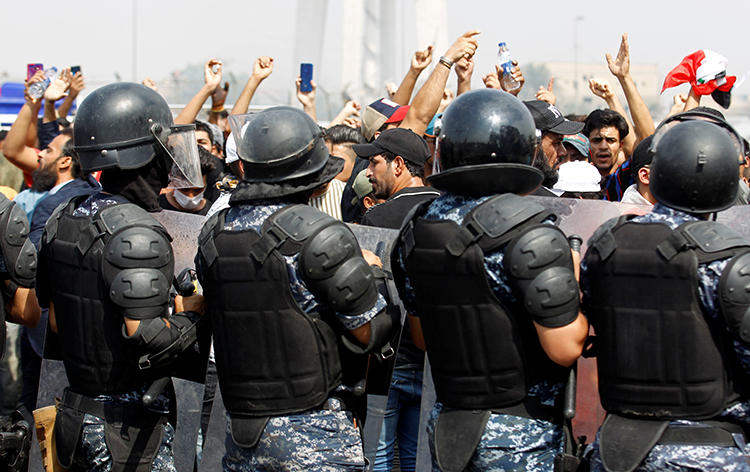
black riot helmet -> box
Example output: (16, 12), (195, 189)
(649, 111), (744, 214)
(74, 83), (175, 172)
(227, 106), (343, 200)
(428, 88), (542, 196)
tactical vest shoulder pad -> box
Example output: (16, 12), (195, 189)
(102, 216), (174, 320)
(588, 215), (630, 261)
(295, 217), (379, 317)
(505, 224), (579, 327)
(719, 251), (750, 343)
(0, 195), (37, 287)
(448, 194), (552, 257)
(659, 221), (750, 263)
(96, 203), (171, 240)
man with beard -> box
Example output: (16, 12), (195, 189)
(355, 128), (441, 229)
(583, 109), (629, 179)
(36, 83), (205, 471)
(524, 100), (584, 196)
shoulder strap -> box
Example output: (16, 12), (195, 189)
(657, 220), (750, 263)
(398, 195), (438, 259)
(197, 207), (228, 268)
(588, 215), (632, 262)
(446, 194), (553, 257)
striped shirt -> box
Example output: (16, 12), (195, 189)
(309, 178), (345, 220)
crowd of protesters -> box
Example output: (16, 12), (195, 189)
(1, 28), (748, 472)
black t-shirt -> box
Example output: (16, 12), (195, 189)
(361, 185), (441, 370)
(158, 193), (211, 216)
(360, 186), (441, 230)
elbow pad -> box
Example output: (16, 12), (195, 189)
(720, 251), (750, 343)
(341, 307), (397, 356)
(102, 225), (174, 320)
(505, 225), (579, 327)
(299, 222), (378, 316)
(125, 311), (201, 370)
(0, 196), (37, 288)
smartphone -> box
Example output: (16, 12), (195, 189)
(27, 63), (43, 80)
(300, 63), (313, 92)
(70, 65), (81, 75)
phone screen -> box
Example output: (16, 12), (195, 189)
(300, 63), (313, 92)
(71, 65), (81, 75)
(27, 63), (43, 80)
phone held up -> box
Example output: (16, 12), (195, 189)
(27, 63), (43, 80)
(300, 63), (313, 92)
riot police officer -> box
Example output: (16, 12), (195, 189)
(393, 89), (588, 471)
(195, 106), (395, 470)
(582, 111), (750, 471)
(0, 194), (37, 471)
(36, 83), (205, 471)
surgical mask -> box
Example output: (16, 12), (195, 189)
(174, 189), (204, 210)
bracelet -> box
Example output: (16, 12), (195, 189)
(209, 107), (225, 113)
(439, 56), (454, 69)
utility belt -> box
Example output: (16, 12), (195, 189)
(55, 389), (167, 472)
(433, 396), (560, 472)
(228, 391), (363, 449)
(599, 413), (749, 472)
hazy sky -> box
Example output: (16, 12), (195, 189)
(3, 0), (749, 107)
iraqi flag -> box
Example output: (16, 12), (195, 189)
(661, 50), (736, 106)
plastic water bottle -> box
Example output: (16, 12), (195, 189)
(28, 67), (58, 100)
(497, 43), (520, 92)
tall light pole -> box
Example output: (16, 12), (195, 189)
(574, 16), (583, 112)
(132, 0), (138, 82)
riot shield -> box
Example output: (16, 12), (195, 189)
(31, 210), (207, 472)
(197, 222), (404, 472)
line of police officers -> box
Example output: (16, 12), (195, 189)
(1, 82), (749, 471)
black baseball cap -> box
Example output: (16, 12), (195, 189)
(353, 128), (430, 165)
(524, 100), (584, 135)
(631, 134), (655, 172)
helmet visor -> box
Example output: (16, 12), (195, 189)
(228, 112), (259, 161)
(152, 124), (203, 189)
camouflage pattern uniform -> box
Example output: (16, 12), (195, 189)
(400, 194), (565, 472)
(61, 193), (177, 471)
(197, 199), (386, 471)
(582, 203), (750, 471)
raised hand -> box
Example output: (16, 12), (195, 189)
(588, 78), (614, 101)
(253, 56), (274, 80)
(444, 30), (480, 64)
(606, 33), (630, 79)
(536, 77), (556, 104)
(44, 68), (72, 101)
(500, 61), (525, 96)
(412, 45), (434, 71)
(204, 59), (222, 90)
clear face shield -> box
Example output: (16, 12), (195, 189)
(651, 111), (745, 165)
(151, 123), (203, 189)
(228, 112), (259, 161)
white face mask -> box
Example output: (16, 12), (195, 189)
(174, 189), (204, 210)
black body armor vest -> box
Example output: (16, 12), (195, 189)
(585, 218), (749, 419)
(400, 195), (567, 410)
(197, 207), (344, 418)
(40, 197), (167, 395)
